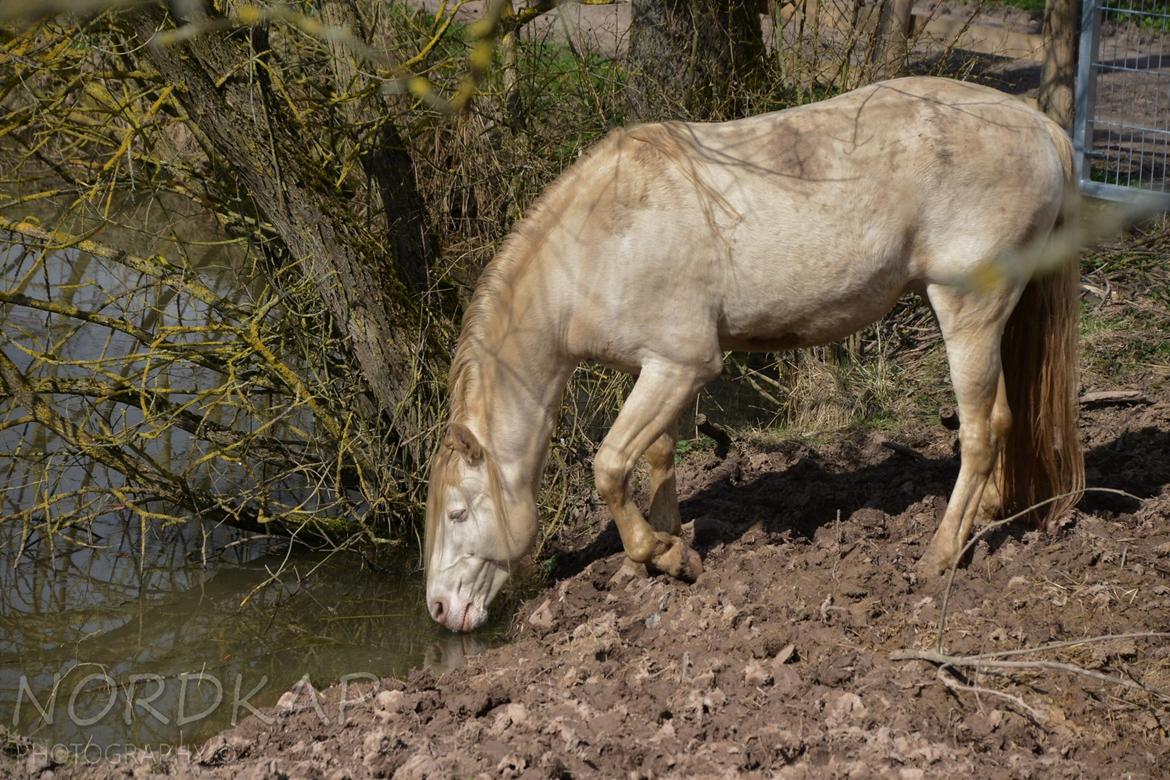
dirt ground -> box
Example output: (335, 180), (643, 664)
(30, 379), (1168, 778)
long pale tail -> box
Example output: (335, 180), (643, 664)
(999, 125), (1085, 527)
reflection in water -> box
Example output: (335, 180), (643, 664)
(0, 199), (326, 536)
(0, 513), (507, 750)
(424, 633), (487, 676)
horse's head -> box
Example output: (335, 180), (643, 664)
(424, 423), (534, 632)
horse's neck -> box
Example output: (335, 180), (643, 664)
(461, 305), (572, 493)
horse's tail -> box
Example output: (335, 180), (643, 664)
(998, 124), (1085, 528)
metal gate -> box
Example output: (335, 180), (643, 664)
(1074, 0), (1170, 201)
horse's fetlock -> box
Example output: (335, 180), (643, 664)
(624, 528), (659, 563)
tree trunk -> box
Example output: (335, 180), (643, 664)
(129, 7), (424, 423)
(870, 0), (914, 81)
(626, 0), (767, 122)
(319, 0), (436, 293)
(1038, 0), (1077, 129)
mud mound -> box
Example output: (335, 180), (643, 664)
(47, 394), (1170, 779)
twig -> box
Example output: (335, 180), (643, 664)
(877, 435), (926, 461)
(935, 665), (1046, 724)
(695, 413), (733, 460)
(1078, 390), (1149, 407)
(892, 648), (1170, 704)
(946, 631), (1170, 662)
(891, 490), (1168, 725)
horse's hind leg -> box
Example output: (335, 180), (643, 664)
(595, 359), (719, 581)
(646, 422), (682, 535)
(976, 375), (1011, 523)
(921, 283), (1019, 575)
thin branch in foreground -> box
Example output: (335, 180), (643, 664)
(935, 665), (1046, 724)
(891, 489), (1168, 725)
(892, 647), (1170, 704)
(939, 631), (1170, 663)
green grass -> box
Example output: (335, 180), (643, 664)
(675, 435), (716, 459)
(514, 38), (628, 163)
(989, 0), (1045, 16)
(1081, 307), (1170, 378)
(991, 0), (1170, 30)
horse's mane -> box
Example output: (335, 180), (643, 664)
(445, 233), (526, 422)
(444, 125), (616, 418)
(424, 201), (554, 576)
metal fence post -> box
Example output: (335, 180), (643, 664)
(1073, 0), (1101, 185)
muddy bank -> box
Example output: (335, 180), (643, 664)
(33, 387), (1169, 779)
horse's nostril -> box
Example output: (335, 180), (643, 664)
(430, 599), (447, 622)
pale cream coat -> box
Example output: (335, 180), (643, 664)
(425, 77), (1084, 632)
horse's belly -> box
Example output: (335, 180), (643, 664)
(717, 303), (893, 351)
(716, 261), (912, 351)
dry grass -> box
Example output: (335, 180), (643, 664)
(1079, 215), (1170, 389)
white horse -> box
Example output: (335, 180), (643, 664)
(424, 76), (1084, 632)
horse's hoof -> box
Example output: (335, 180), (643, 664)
(648, 537), (702, 583)
(917, 547), (956, 578)
(610, 557), (648, 587)
(678, 545), (703, 582)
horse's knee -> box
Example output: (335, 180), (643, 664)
(593, 445), (628, 505)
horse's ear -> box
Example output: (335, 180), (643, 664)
(445, 423), (483, 465)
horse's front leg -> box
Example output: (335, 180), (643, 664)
(646, 422), (682, 536)
(594, 360), (717, 581)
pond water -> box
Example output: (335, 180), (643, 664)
(0, 516), (505, 751)
(0, 196), (508, 753)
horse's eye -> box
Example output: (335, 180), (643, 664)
(447, 507), (468, 523)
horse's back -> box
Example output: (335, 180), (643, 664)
(681, 77), (1068, 254)
(551, 77), (1071, 364)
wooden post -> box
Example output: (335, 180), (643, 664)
(871, 0), (914, 80)
(1039, 0), (1077, 129)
